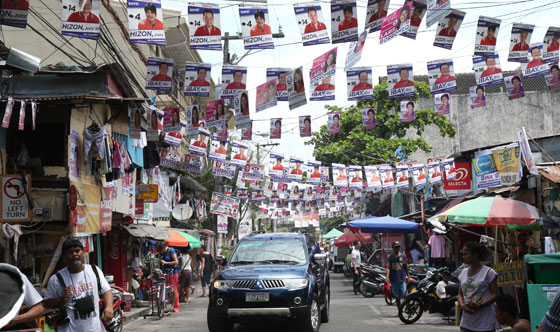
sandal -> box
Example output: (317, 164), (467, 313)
(191, 286), (196, 295)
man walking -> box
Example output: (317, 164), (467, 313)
(351, 240), (362, 295)
(198, 245), (214, 297)
(387, 241), (409, 309)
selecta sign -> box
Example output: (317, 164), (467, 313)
(444, 161), (472, 191)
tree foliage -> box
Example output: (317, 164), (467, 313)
(306, 82), (456, 165)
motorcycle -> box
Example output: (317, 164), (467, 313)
(382, 279), (418, 305)
(356, 264), (387, 298)
(398, 268), (458, 324)
(100, 285), (126, 332)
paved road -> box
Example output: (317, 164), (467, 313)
(125, 272), (459, 332)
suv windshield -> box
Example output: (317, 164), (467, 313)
(230, 239), (307, 265)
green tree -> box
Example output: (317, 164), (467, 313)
(306, 82), (456, 165)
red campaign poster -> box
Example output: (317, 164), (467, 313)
(444, 161), (472, 191)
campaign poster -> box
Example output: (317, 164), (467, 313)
(412, 164), (426, 187)
(362, 107), (376, 130)
(127, 0), (165, 45)
(184, 62), (211, 97)
(252, 189), (265, 202)
(182, 153), (206, 174)
(364, 166), (381, 192)
(434, 93), (451, 115)
(209, 135), (228, 162)
(331, 0), (359, 44)
(231, 91), (249, 129)
(270, 118), (282, 139)
(266, 68), (289, 101)
(333, 163), (348, 187)
(379, 1), (412, 44)
(348, 166), (363, 188)
(0, 0), (29, 28)
(186, 105), (201, 139)
(188, 3), (222, 50)
(304, 185), (315, 201)
(517, 127), (538, 176)
(239, 5), (274, 49)
(543, 27), (560, 63)
(291, 183), (303, 201)
(159, 149), (182, 168)
(162, 107), (181, 133)
(345, 31), (367, 70)
(474, 16), (500, 56)
(221, 66), (247, 99)
(189, 127), (210, 156)
(433, 10), (465, 50)
(347, 67), (373, 100)
(365, 0), (389, 33)
(320, 166), (330, 184)
(230, 140), (249, 168)
(425, 0), (449, 28)
(269, 153), (287, 181)
(395, 164), (410, 189)
(307, 161), (322, 185)
(473, 55), (504, 87)
(146, 108), (160, 141)
(289, 157), (305, 182)
(328, 112), (340, 134)
(163, 124), (183, 146)
(212, 160), (235, 179)
(504, 74), (525, 100)
(294, 3), (330, 46)
(387, 64), (415, 98)
(299, 115), (312, 137)
(241, 121), (253, 140)
(145, 57), (173, 91)
(469, 85), (486, 109)
(310, 48), (337, 101)
(402, 0), (426, 40)
(129, 108), (141, 139)
(442, 157), (456, 180)
(241, 164), (265, 182)
(210, 192), (240, 219)
(217, 214), (228, 234)
(61, 0), (100, 39)
(522, 44), (550, 78)
(256, 79), (278, 112)
(545, 63), (560, 89)
(427, 59), (457, 94)
(379, 164), (394, 189)
(400, 100), (415, 122)
(428, 160), (442, 184)
(288, 66), (307, 110)
(205, 99), (226, 131)
(508, 23), (534, 62)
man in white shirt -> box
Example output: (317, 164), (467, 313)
(351, 240), (362, 295)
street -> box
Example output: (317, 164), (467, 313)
(125, 273), (459, 332)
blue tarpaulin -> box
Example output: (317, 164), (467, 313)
(347, 216), (420, 234)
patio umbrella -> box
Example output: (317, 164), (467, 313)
(323, 228), (344, 240)
(347, 216), (421, 233)
(437, 196), (538, 227)
(165, 229), (202, 248)
(334, 231), (374, 246)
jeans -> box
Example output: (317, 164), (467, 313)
(353, 269), (361, 294)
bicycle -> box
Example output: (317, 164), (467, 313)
(151, 268), (176, 318)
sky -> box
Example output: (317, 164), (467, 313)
(162, 0), (560, 165)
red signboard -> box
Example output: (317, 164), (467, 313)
(444, 161), (472, 191)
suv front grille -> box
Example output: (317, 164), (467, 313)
(233, 280), (255, 289)
(231, 279), (286, 289)
(262, 280), (285, 288)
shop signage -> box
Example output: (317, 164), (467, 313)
(444, 162), (472, 191)
(494, 260), (524, 286)
(136, 184), (159, 203)
(1, 175), (32, 222)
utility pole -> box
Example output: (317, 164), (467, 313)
(255, 142), (279, 232)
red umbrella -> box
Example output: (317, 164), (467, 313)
(334, 231), (374, 246)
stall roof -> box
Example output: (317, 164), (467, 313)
(524, 252), (560, 265)
(123, 224), (171, 240)
(539, 165), (560, 184)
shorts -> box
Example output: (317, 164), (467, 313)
(201, 273), (212, 287)
(179, 270), (192, 288)
(391, 282), (406, 299)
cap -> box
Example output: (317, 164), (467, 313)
(392, 241), (401, 248)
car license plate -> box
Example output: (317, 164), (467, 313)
(245, 292), (270, 302)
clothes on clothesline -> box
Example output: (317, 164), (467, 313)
(428, 234), (446, 258)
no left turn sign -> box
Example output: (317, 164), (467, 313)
(1, 175), (31, 222)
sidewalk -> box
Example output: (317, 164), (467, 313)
(123, 306), (151, 325)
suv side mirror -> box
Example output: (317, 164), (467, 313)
(313, 253), (326, 265)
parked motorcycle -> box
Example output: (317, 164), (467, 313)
(382, 279), (418, 305)
(356, 264), (387, 297)
(100, 285), (126, 332)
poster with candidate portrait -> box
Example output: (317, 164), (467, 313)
(294, 3), (330, 46)
(380, 1), (412, 44)
(186, 105), (201, 139)
(241, 164), (265, 182)
(267, 68), (290, 101)
(320, 166), (330, 184)
(428, 160), (442, 184)
(129, 108), (141, 139)
(307, 160), (322, 185)
(387, 64), (415, 98)
(508, 23), (534, 62)
(474, 16), (501, 56)
(395, 164), (410, 189)
(189, 127), (210, 156)
(289, 157), (305, 183)
(434, 93), (451, 115)
(332, 163), (348, 188)
(230, 140), (249, 168)
(365, 0), (389, 33)
(182, 153), (206, 174)
(205, 99), (225, 131)
(147, 108), (160, 141)
(209, 135), (228, 162)
(347, 68), (373, 100)
(442, 158), (456, 180)
(210, 192), (239, 219)
(184, 62), (211, 97)
(362, 107), (376, 130)
(241, 121), (253, 140)
(400, 100), (415, 123)
(288, 66), (307, 110)
(379, 164), (394, 189)
(61, 0), (101, 39)
(221, 66), (247, 99)
(545, 63), (560, 89)
(331, 0), (359, 44)
(270, 118), (282, 139)
(473, 55), (504, 87)
(364, 166), (381, 192)
(426, 0), (449, 28)
(159, 149), (182, 168)
(233, 91), (250, 129)
(0, 0), (29, 28)
(310, 74), (336, 101)
(469, 85), (486, 109)
(256, 79), (277, 112)
(299, 115), (312, 137)
(427, 59), (457, 94)
(402, 0), (426, 40)
(310, 48), (337, 101)
(504, 74), (525, 100)
(412, 164), (426, 188)
(328, 112), (340, 134)
(543, 27), (560, 63)
(348, 166), (363, 188)
(345, 31), (367, 70)
(127, 0), (165, 45)
(269, 153), (287, 182)
(163, 107), (181, 133)
(251, 189), (265, 202)
(433, 10), (465, 50)
(239, 5), (274, 49)
(145, 57), (173, 91)
(523, 44), (550, 78)
(188, 3), (222, 50)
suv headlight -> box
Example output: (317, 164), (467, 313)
(283, 278), (308, 289)
(213, 279), (234, 289)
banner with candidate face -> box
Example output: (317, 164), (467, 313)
(345, 31), (367, 70)
(331, 0), (359, 44)
(434, 93), (451, 115)
(379, 164), (394, 189)
(523, 44), (550, 78)
(256, 79), (277, 112)
(428, 160), (441, 183)
(426, 0), (450, 27)
(427, 59), (457, 94)
(188, 3), (221, 50)
(210, 192), (240, 219)
(400, 100), (415, 122)
(241, 164), (265, 182)
(470, 85), (486, 109)
(504, 74), (525, 100)
(307, 161), (322, 185)
(473, 55), (504, 87)
(129, 108), (141, 139)
(270, 118), (282, 139)
(146, 57), (173, 91)
(299, 115), (312, 137)
(147, 108), (160, 141)
(347, 67), (373, 100)
(184, 62), (211, 97)
(127, 0), (165, 45)
(380, 2), (412, 44)
(543, 27), (560, 63)
(310, 74), (335, 101)
(412, 164), (426, 187)
(362, 107), (376, 130)
(233, 91), (250, 128)
(159, 149), (182, 168)
(270, 153), (288, 182)
(402, 0), (426, 40)
(189, 127), (210, 156)
(212, 160), (235, 179)
(289, 157), (305, 182)
(0, 0), (29, 28)
(205, 99), (225, 131)
(182, 153), (205, 174)
(508, 23), (534, 62)
(332, 163), (348, 187)
(545, 63), (560, 89)
(288, 66), (307, 110)
(364, 166), (381, 192)
(433, 9), (464, 50)
(395, 164), (410, 189)
(239, 5), (274, 49)
(388, 64), (415, 98)
(186, 105), (201, 139)
(309, 47), (337, 101)
(365, 0), (389, 33)
(230, 140), (249, 168)
(241, 121), (253, 140)
(442, 158), (456, 180)
(267, 68), (290, 101)
(348, 166), (363, 188)
(61, 0), (100, 39)
(328, 112), (340, 134)
(209, 135), (228, 162)
(163, 107), (181, 133)
(320, 166), (330, 184)
(221, 66), (247, 99)
(474, 16), (500, 56)
(294, 3), (330, 46)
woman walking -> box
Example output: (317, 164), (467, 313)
(178, 248), (195, 303)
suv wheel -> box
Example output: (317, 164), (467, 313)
(297, 295), (321, 332)
(320, 285), (330, 323)
(207, 309), (233, 332)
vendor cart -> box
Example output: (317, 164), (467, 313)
(524, 252), (560, 332)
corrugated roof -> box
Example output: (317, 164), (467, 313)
(539, 165), (560, 183)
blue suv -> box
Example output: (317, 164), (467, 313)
(207, 232), (330, 332)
